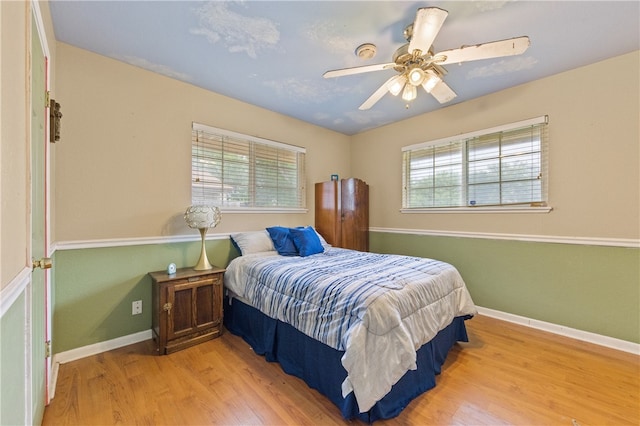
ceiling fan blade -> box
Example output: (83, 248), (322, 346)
(408, 7), (448, 55)
(323, 62), (396, 79)
(359, 76), (397, 110)
(435, 36), (530, 65)
(429, 80), (457, 104)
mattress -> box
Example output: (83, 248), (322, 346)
(224, 247), (477, 412)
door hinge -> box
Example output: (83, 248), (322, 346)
(45, 90), (50, 107)
(45, 340), (51, 358)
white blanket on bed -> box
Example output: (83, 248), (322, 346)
(224, 248), (477, 412)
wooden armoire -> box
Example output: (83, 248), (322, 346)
(315, 178), (369, 252)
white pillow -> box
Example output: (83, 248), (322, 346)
(313, 228), (331, 249)
(230, 230), (276, 255)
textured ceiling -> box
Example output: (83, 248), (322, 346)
(49, 1), (639, 135)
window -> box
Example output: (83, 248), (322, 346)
(402, 116), (548, 211)
(191, 123), (306, 211)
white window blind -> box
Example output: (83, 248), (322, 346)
(191, 123), (306, 210)
(402, 116), (548, 209)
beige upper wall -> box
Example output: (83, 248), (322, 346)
(54, 39), (638, 243)
(1, 1), (30, 287)
(54, 43), (351, 242)
(352, 51), (640, 240)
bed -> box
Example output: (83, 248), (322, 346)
(223, 228), (477, 422)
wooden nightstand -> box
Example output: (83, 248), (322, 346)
(149, 266), (225, 355)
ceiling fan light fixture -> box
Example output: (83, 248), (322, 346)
(408, 67), (427, 86)
(387, 74), (407, 96)
(402, 84), (417, 101)
(323, 7), (530, 112)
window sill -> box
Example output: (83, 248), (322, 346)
(400, 206), (553, 214)
(220, 207), (308, 214)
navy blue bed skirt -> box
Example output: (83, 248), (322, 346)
(223, 296), (470, 423)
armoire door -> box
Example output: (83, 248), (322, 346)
(315, 180), (341, 247)
(340, 178), (369, 251)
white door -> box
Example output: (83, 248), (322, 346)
(30, 5), (52, 410)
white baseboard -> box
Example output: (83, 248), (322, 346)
(476, 306), (640, 355)
(53, 329), (152, 365)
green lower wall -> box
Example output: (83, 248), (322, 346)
(0, 293), (27, 425)
(53, 232), (639, 354)
(371, 232), (640, 343)
(52, 238), (236, 353)
(0, 282), (47, 425)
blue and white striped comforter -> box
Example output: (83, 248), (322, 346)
(224, 247), (476, 412)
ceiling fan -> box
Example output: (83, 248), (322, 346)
(323, 7), (530, 110)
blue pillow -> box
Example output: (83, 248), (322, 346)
(266, 226), (298, 256)
(290, 226), (324, 257)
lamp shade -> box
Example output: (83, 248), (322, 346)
(422, 71), (441, 93)
(387, 74), (407, 96)
(184, 205), (221, 230)
(402, 84), (417, 102)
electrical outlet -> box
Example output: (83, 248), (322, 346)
(132, 300), (142, 315)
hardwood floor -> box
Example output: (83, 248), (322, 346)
(42, 315), (639, 425)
